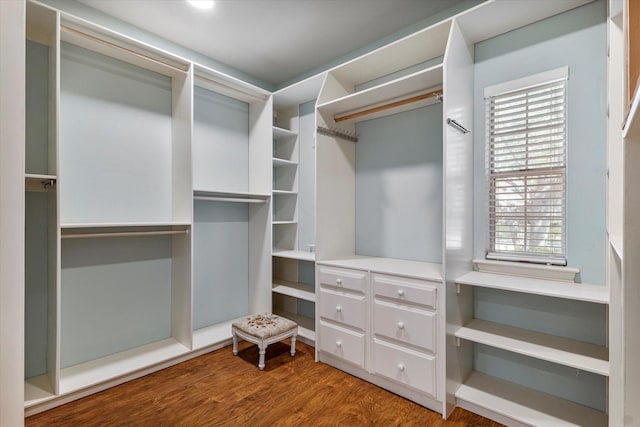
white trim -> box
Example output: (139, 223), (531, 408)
(484, 66), (569, 98)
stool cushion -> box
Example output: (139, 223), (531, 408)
(232, 313), (297, 339)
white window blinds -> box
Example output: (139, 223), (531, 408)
(486, 74), (567, 265)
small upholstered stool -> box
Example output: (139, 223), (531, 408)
(231, 313), (298, 370)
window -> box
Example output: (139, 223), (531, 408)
(485, 68), (568, 265)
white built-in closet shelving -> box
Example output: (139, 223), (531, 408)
(23, 0), (272, 415)
(270, 74), (324, 344)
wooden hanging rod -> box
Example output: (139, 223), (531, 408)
(61, 25), (188, 74)
(334, 89), (443, 123)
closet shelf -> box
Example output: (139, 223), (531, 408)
(193, 189), (270, 200)
(272, 158), (298, 167)
(454, 319), (609, 376)
(25, 375), (55, 408)
(317, 65), (443, 125)
(192, 320), (235, 350)
(455, 371), (607, 427)
(273, 126), (297, 140)
(272, 280), (316, 302)
(25, 174), (57, 192)
(272, 249), (316, 262)
(273, 309), (315, 343)
(273, 190), (298, 195)
(59, 338), (190, 395)
(272, 220), (297, 225)
(455, 272), (609, 304)
(61, 222), (190, 230)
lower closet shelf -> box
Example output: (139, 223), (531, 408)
(25, 375), (55, 407)
(192, 320), (235, 350)
(454, 319), (609, 376)
(272, 280), (316, 302)
(273, 309), (315, 343)
(59, 338), (190, 394)
(455, 371), (607, 427)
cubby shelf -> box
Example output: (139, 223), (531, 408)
(272, 220), (297, 225)
(272, 190), (297, 195)
(25, 174), (56, 192)
(317, 65), (443, 125)
(272, 280), (316, 302)
(455, 371), (607, 427)
(273, 126), (297, 140)
(25, 376), (55, 407)
(455, 272), (609, 304)
(454, 319), (609, 376)
(272, 249), (316, 262)
(272, 158), (298, 167)
(273, 309), (315, 343)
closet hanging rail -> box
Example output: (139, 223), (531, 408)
(62, 229), (188, 239)
(447, 118), (471, 134)
(317, 126), (358, 143)
(60, 25), (188, 74)
(193, 195), (267, 204)
(334, 89), (443, 123)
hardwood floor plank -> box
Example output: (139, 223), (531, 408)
(26, 341), (502, 426)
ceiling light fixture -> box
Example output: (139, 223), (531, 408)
(187, 0), (215, 10)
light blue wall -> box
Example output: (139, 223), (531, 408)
(193, 200), (249, 329)
(193, 87), (249, 194)
(25, 193), (49, 378)
(473, 0), (607, 285)
(26, 40), (49, 175)
(61, 235), (173, 368)
(355, 104), (443, 263)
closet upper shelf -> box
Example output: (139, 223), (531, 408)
(273, 126), (297, 140)
(25, 174), (56, 192)
(317, 65), (443, 125)
(272, 158), (297, 167)
(327, 20), (450, 90)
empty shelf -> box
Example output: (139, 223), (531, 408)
(272, 158), (298, 167)
(192, 320), (235, 350)
(455, 272), (608, 304)
(272, 280), (316, 302)
(454, 319), (609, 376)
(273, 309), (315, 343)
(24, 375), (55, 408)
(272, 220), (297, 225)
(455, 371), (607, 427)
(273, 126), (297, 140)
(272, 250), (315, 261)
(25, 174), (56, 192)
(273, 190), (297, 195)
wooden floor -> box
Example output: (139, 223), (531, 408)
(27, 341), (502, 426)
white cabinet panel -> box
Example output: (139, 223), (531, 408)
(373, 338), (436, 397)
(373, 300), (436, 353)
(318, 289), (366, 330)
(318, 266), (367, 293)
(373, 274), (437, 309)
(319, 321), (365, 367)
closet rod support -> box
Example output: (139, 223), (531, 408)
(193, 196), (267, 204)
(447, 118), (471, 134)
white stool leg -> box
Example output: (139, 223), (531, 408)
(290, 333), (297, 357)
(232, 331), (238, 356)
(258, 340), (266, 370)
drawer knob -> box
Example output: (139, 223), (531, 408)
(398, 363), (405, 372)
(336, 341), (342, 348)
(336, 278), (342, 285)
(397, 322), (405, 330)
(397, 289), (405, 297)
(336, 305), (342, 312)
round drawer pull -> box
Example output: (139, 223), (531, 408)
(336, 341), (342, 348)
(398, 363), (405, 372)
(397, 289), (405, 297)
(336, 305), (342, 312)
(397, 322), (405, 330)
(336, 278), (342, 285)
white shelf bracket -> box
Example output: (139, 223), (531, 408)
(456, 282), (461, 294)
(455, 337), (461, 347)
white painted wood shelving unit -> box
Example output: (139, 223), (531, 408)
(270, 74), (324, 344)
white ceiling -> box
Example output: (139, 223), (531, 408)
(73, 0), (468, 86)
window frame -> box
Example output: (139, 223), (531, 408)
(484, 67), (569, 266)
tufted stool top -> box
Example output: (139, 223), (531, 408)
(232, 313), (298, 339)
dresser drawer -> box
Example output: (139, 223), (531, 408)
(373, 274), (438, 309)
(319, 289), (366, 330)
(319, 321), (365, 367)
(373, 300), (436, 352)
(318, 266), (367, 293)
(372, 338), (436, 397)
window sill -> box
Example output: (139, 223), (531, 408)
(473, 259), (579, 283)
